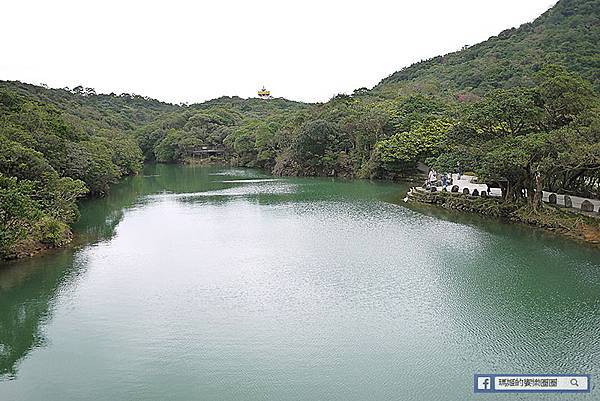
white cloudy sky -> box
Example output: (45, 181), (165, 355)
(1, 0), (557, 104)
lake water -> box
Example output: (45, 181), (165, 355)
(1, 164), (599, 400)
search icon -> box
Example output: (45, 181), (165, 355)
(570, 378), (579, 387)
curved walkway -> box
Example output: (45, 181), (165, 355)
(430, 174), (600, 214)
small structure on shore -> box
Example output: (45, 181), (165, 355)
(189, 146), (225, 159)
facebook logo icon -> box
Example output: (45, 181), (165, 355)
(476, 376), (492, 392)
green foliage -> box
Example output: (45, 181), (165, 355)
(0, 175), (41, 257)
(377, 0), (600, 93)
(108, 134), (144, 176)
(464, 88), (542, 139)
(153, 129), (185, 163)
(377, 119), (452, 171)
(535, 64), (597, 129)
(0, 84), (152, 257)
(41, 177), (88, 224)
(542, 110), (600, 196)
(435, 65), (600, 205)
(36, 216), (71, 246)
(136, 108), (244, 163)
(287, 119), (349, 175)
(63, 139), (119, 195)
(0, 135), (56, 184)
(390, 94), (449, 132)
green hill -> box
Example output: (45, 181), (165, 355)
(376, 0), (600, 94)
(191, 96), (312, 117)
(0, 80), (179, 132)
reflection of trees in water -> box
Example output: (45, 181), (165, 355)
(0, 252), (77, 378)
(75, 163), (404, 241)
(171, 170), (406, 208)
(0, 164), (409, 379)
(73, 164), (267, 244)
(0, 164), (262, 378)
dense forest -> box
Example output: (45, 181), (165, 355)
(0, 85), (149, 257)
(1, 0), (599, 258)
(377, 0), (600, 93)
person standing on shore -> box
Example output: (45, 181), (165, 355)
(456, 161), (462, 180)
(429, 168), (437, 188)
(426, 169), (434, 189)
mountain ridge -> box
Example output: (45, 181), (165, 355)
(376, 0), (599, 94)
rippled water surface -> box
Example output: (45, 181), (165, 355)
(1, 165), (599, 400)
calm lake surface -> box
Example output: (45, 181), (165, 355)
(1, 164), (599, 400)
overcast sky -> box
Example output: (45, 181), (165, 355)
(1, 0), (557, 104)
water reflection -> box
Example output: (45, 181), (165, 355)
(0, 166), (304, 378)
(0, 166), (406, 380)
(0, 252), (79, 379)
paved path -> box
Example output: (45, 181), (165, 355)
(429, 174), (600, 213)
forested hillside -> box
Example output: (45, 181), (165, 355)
(0, 83), (309, 258)
(0, 81), (178, 131)
(376, 0), (600, 94)
(135, 96), (309, 164)
(216, 0), (600, 207)
(1, 0), (599, 258)
(0, 84), (156, 257)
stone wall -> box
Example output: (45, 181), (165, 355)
(407, 188), (516, 217)
(406, 188), (600, 245)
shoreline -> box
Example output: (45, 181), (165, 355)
(4, 169), (599, 263)
(406, 187), (600, 247)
